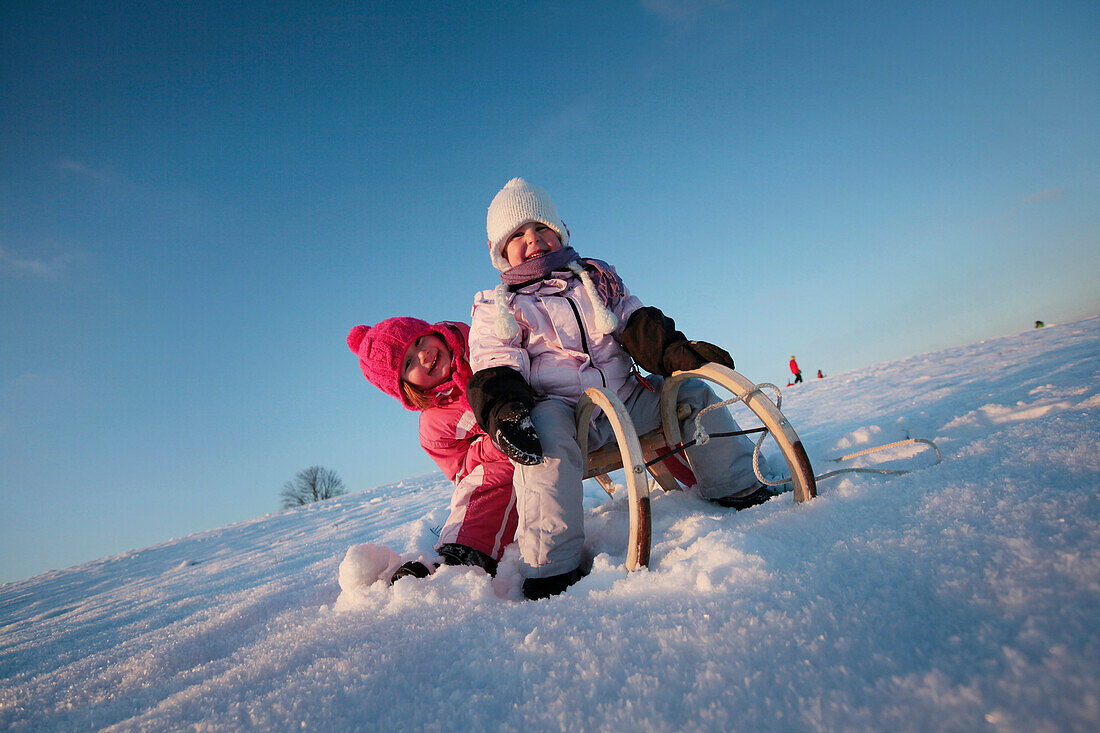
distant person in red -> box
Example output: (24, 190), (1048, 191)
(789, 355), (803, 384)
(816, 369), (824, 379)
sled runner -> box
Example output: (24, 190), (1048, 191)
(577, 363), (818, 571)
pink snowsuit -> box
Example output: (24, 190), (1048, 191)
(418, 389), (518, 560)
(401, 323), (517, 561)
(349, 319), (517, 562)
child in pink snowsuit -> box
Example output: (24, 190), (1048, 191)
(347, 317), (518, 582)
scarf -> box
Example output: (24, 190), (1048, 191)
(492, 247), (622, 339)
(501, 247), (582, 286)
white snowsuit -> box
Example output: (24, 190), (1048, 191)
(469, 265), (767, 579)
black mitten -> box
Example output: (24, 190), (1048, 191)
(468, 366), (532, 432)
(662, 340), (735, 373)
(467, 367), (543, 465)
(491, 400), (543, 465)
(621, 306), (685, 376)
(622, 307), (735, 375)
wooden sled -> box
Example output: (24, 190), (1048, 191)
(577, 363), (817, 571)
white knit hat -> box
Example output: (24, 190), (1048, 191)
(486, 178), (569, 271)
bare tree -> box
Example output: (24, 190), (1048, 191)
(280, 466), (347, 508)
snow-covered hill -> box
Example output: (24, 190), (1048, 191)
(2, 318), (1098, 731)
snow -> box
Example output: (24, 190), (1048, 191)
(2, 318), (1098, 731)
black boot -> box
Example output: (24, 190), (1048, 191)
(389, 560), (436, 585)
(437, 543), (499, 577)
(709, 484), (775, 511)
(522, 567), (585, 601)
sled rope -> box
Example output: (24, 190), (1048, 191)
(683, 383), (797, 487)
(667, 383), (941, 487)
(811, 438), (942, 482)
(833, 437), (942, 464)
(642, 426), (767, 469)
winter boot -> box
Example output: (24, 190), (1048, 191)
(709, 484), (775, 511)
(437, 543), (499, 577)
(522, 566), (585, 601)
(389, 560), (436, 585)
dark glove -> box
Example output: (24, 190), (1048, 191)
(622, 306), (735, 376)
(467, 367), (543, 464)
(621, 306), (685, 375)
(468, 366), (533, 433)
(662, 340), (735, 373)
(491, 400), (543, 465)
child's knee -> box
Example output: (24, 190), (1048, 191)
(530, 399), (583, 458)
(675, 377), (719, 412)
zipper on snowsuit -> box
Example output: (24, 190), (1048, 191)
(560, 294), (607, 388)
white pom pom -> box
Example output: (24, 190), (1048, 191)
(568, 262), (619, 335)
(494, 283), (520, 340)
(592, 304), (620, 335)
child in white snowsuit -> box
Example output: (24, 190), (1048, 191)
(466, 178), (772, 600)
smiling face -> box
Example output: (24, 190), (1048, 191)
(502, 222), (563, 267)
(401, 333), (452, 391)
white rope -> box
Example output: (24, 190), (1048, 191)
(690, 383), (781, 446)
(811, 438), (942, 482)
(832, 438), (941, 463)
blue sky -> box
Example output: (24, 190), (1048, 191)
(1, 0), (1097, 584)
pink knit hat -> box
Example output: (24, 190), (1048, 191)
(347, 318), (474, 411)
(347, 317), (433, 405)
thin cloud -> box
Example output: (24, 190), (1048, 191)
(0, 243), (73, 280)
(640, 0), (734, 30)
(1, 371), (69, 397)
(1023, 188), (1066, 204)
(976, 187), (1071, 229)
(526, 103), (592, 154)
(57, 158), (111, 182)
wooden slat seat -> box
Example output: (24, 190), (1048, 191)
(582, 404), (693, 496)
